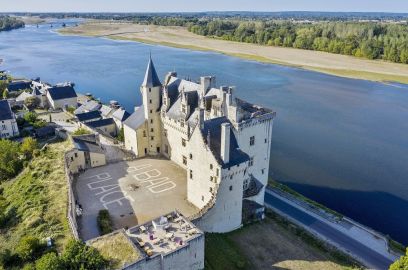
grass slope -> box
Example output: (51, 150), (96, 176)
(0, 140), (72, 253)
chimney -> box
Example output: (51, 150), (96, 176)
(220, 123), (230, 164)
(196, 108), (204, 129)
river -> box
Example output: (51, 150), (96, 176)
(1, 20), (407, 245)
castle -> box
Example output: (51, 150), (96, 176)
(124, 56), (275, 233)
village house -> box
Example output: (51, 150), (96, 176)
(46, 82), (78, 110)
(124, 56), (275, 233)
(112, 107), (130, 130)
(0, 99), (19, 139)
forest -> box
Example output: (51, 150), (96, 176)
(0, 16), (24, 31)
(165, 19), (408, 64)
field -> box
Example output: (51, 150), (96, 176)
(59, 21), (408, 84)
(205, 211), (361, 270)
(0, 139), (72, 253)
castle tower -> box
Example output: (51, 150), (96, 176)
(140, 55), (162, 155)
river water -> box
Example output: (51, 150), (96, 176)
(1, 21), (407, 245)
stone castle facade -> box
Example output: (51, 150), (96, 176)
(124, 56), (275, 232)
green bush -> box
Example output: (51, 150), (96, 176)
(390, 248), (408, 270)
(35, 252), (63, 270)
(0, 249), (21, 268)
(72, 127), (91, 136)
(20, 137), (38, 159)
(97, 209), (113, 235)
(0, 139), (23, 181)
(23, 112), (38, 125)
(61, 239), (107, 269)
(15, 236), (44, 262)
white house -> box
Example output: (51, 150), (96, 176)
(0, 100), (19, 139)
(46, 83), (78, 110)
(112, 107), (130, 130)
(124, 56), (275, 233)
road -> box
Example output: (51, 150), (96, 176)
(264, 189), (394, 270)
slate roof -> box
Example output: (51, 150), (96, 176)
(100, 105), (117, 118)
(34, 126), (55, 138)
(86, 118), (115, 128)
(74, 100), (101, 115)
(0, 100), (14, 121)
(243, 175), (264, 198)
(123, 106), (146, 130)
(7, 80), (32, 92)
(32, 88), (42, 96)
(16, 91), (33, 102)
(112, 107), (130, 122)
(47, 85), (77, 100)
(202, 116), (249, 168)
(72, 135), (104, 154)
(142, 56), (161, 88)
(76, 110), (102, 122)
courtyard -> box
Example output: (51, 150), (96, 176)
(75, 157), (199, 240)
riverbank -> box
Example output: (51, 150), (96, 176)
(58, 21), (408, 84)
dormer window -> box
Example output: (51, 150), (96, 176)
(182, 104), (186, 114)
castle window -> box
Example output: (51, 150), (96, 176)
(149, 88), (151, 92)
(190, 170), (193, 179)
(249, 157), (254, 167)
(150, 119), (153, 124)
(189, 153), (193, 159)
(201, 195), (204, 202)
(151, 136), (154, 141)
(210, 164), (213, 170)
(265, 138), (267, 143)
(164, 130), (167, 137)
(250, 136), (255, 146)
(182, 138), (186, 147)
(229, 185), (233, 191)
(262, 169), (265, 174)
(216, 168), (219, 176)
(182, 156), (187, 165)
(182, 104), (186, 113)
(209, 187), (213, 192)
(149, 99), (152, 104)
(143, 130), (146, 137)
(150, 109), (152, 114)
(74, 153), (78, 158)
(230, 175), (233, 180)
(165, 144), (169, 154)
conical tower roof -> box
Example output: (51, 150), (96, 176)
(142, 54), (161, 88)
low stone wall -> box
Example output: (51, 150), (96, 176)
(64, 152), (80, 240)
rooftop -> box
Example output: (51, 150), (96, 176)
(124, 106), (145, 130)
(88, 230), (143, 269)
(47, 84), (77, 100)
(126, 211), (203, 257)
(142, 56), (161, 88)
(76, 110), (102, 122)
(0, 100), (13, 121)
(112, 107), (130, 122)
(7, 80), (32, 92)
(72, 135), (104, 154)
(86, 118), (115, 128)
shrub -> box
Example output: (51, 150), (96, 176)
(35, 252), (63, 270)
(15, 236), (43, 261)
(61, 239), (107, 269)
(20, 137), (38, 159)
(72, 127), (91, 136)
(390, 248), (408, 270)
(97, 209), (113, 235)
(22, 262), (35, 270)
(0, 139), (23, 181)
(66, 106), (75, 114)
(0, 249), (20, 268)
(33, 120), (47, 129)
(23, 112), (38, 124)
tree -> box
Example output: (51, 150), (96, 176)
(0, 139), (23, 181)
(61, 239), (107, 270)
(24, 112), (38, 124)
(117, 127), (124, 142)
(389, 248), (408, 270)
(97, 209), (113, 235)
(15, 236), (43, 261)
(2, 89), (8, 100)
(20, 137), (38, 159)
(35, 253), (63, 270)
(24, 96), (40, 110)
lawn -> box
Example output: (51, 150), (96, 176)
(0, 139), (72, 253)
(204, 212), (362, 270)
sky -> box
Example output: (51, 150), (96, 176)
(1, 0), (408, 13)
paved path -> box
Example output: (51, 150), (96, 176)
(264, 188), (395, 270)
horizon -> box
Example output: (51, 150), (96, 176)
(1, 0), (408, 13)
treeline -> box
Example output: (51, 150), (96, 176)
(0, 16), (24, 31)
(123, 16), (408, 64)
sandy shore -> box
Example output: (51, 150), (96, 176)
(59, 21), (408, 84)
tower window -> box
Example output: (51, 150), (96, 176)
(149, 99), (152, 104)
(150, 119), (153, 124)
(250, 136), (255, 146)
(182, 156), (187, 165)
(150, 128), (154, 132)
(249, 157), (254, 167)
(150, 109), (153, 114)
(182, 138), (186, 147)
(143, 130), (146, 137)
(229, 185), (233, 191)
(189, 153), (193, 159)
(190, 170), (193, 179)
(151, 136), (154, 141)
(149, 88), (151, 92)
